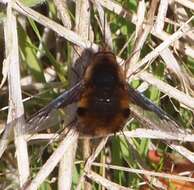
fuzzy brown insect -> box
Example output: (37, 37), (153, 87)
(76, 51), (130, 136)
(26, 49), (181, 136)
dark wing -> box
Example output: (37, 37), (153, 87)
(25, 81), (85, 133)
(128, 85), (183, 133)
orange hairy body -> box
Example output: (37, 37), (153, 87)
(77, 51), (130, 136)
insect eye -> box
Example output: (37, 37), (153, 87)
(122, 108), (130, 118)
(77, 107), (87, 116)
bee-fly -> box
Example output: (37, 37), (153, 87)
(77, 51), (130, 136)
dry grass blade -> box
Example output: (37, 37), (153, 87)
(0, 59), (8, 89)
(4, 1), (29, 186)
(125, 0), (159, 71)
(123, 129), (194, 142)
(175, 0), (194, 10)
(138, 71), (194, 110)
(86, 171), (131, 190)
(76, 137), (108, 190)
(21, 128), (79, 190)
(53, 0), (72, 29)
(170, 145), (194, 163)
(92, 163), (194, 183)
(58, 140), (77, 190)
(26, 128), (194, 142)
(154, 0), (169, 33)
(160, 48), (188, 90)
(127, 16), (194, 77)
(94, 1), (113, 49)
